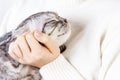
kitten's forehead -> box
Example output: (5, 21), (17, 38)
(28, 12), (60, 31)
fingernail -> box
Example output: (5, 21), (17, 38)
(34, 30), (43, 38)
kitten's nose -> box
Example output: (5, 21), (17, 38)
(64, 19), (67, 23)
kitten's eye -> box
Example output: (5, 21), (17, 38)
(43, 20), (57, 35)
(57, 22), (67, 37)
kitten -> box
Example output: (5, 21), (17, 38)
(0, 12), (71, 80)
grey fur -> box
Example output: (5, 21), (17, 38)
(0, 11), (71, 80)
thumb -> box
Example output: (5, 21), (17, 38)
(34, 30), (48, 44)
(34, 30), (60, 54)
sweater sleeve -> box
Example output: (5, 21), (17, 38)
(39, 54), (85, 80)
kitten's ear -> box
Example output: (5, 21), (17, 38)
(0, 31), (13, 46)
(59, 44), (66, 53)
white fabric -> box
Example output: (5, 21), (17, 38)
(0, 0), (120, 80)
(0, 0), (17, 25)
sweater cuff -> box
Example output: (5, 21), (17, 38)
(39, 54), (84, 80)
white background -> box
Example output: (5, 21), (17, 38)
(0, 0), (16, 25)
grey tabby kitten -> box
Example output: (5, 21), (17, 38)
(0, 12), (71, 80)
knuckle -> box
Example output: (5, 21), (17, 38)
(23, 32), (29, 35)
(17, 35), (24, 42)
(26, 33), (31, 37)
(26, 33), (32, 39)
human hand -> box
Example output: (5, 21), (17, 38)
(8, 30), (60, 68)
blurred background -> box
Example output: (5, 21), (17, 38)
(0, 0), (16, 25)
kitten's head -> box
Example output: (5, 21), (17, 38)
(13, 11), (71, 46)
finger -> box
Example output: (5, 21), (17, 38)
(25, 32), (42, 50)
(16, 32), (31, 54)
(34, 30), (60, 54)
(9, 43), (26, 64)
(18, 58), (25, 64)
(12, 42), (23, 58)
(8, 48), (19, 61)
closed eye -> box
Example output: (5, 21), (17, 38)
(42, 20), (57, 35)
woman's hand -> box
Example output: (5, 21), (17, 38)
(8, 30), (60, 68)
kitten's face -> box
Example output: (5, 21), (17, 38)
(13, 12), (71, 46)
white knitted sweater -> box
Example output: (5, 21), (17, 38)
(0, 0), (120, 80)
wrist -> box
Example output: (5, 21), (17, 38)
(40, 54), (62, 68)
(37, 53), (60, 68)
